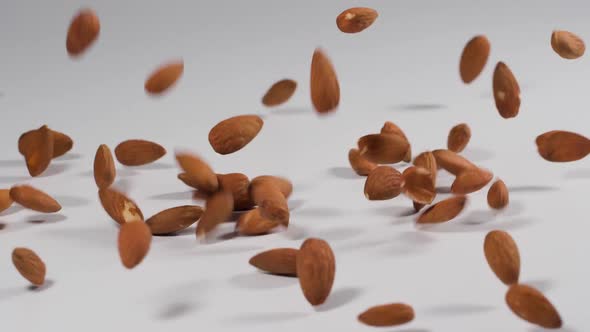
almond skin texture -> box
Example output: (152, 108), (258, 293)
(114, 139), (166, 166)
(208, 115), (264, 155)
(297, 238), (336, 306)
(250, 181), (290, 226)
(10, 185), (61, 213)
(51, 130), (74, 158)
(196, 191), (234, 239)
(381, 121), (412, 162)
(262, 79), (297, 106)
(98, 188), (144, 225)
(20, 125), (54, 177)
(402, 166), (435, 205)
(94, 144), (116, 189)
(447, 123), (471, 153)
(348, 148), (377, 176)
(177, 173), (200, 190)
(250, 175), (293, 198)
(413, 151), (437, 186)
(146, 205), (203, 235)
(536, 130), (590, 162)
(358, 134), (410, 164)
(12, 248), (46, 286)
(487, 179), (509, 209)
(417, 195), (467, 224)
(336, 7), (378, 34)
(249, 248), (298, 276)
(175, 152), (219, 193)
(218, 173), (254, 211)
(118, 221), (152, 269)
(493, 62), (521, 119)
(432, 149), (477, 175)
(460, 35), (491, 83)
(505, 284), (562, 329)
(236, 208), (279, 236)
(484, 230), (520, 285)
(0, 189), (13, 213)
(451, 168), (493, 194)
(358, 303), (415, 327)
(364, 166), (403, 200)
(66, 9), (100, 56)
(144, 60), (184, 95)
(551, 30), (585, 59)
(310, 48), (340, 113)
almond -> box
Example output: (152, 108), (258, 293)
(417, 195), (467, 224)
(358, 134), (410, 164)
(249, 248), (298, 276)
(364, 166), (403, 200)
(459, 35), (491, 83)
(413, 201), (425, 212)
(236, 208), (280, 236)
(358, 303), (415, 327)
(551, 30), (585, 59)
(19, 125), (54, 177)
(114, 139), (166, 166)
(51, 130), (74, 158)
(336, 7), (378, 34)
(447, 123), (471, 153)
(208, 115), (264, 155)
(262, 79), (297, 106)
(196, 191), (234, 239)
(484, 230), (520, 285)
(402, 166), (435, 204)
(487, 179), (509, 209)
(451, 168), (493, 194)
(66, 9), (100, 56)
(413, 151), (437, 186)
(144, 60), (184, 95)
(175, 152), (219, 193)
(178, 172), (201, 190)
(505, 284), (562, 329)
(296, 238), (335, 306)
(251, 175), (293, 198)
(218, 173), (254, 211)
(310, 48), (340, 113)
(432, 149), (477, 175)
(493, 62), (521, 119)
(0, 189), (13, 213)
(250, 181), (290, 226)
(146, 205), (203, 235)
(348, 148), (377, 176)
(94, 144), (116, 189)
(381, 121), (412, 162)
(12, 248), (46, 286)
(10, 185), (61, 213)
(536, 130), (590, 162)
(118, 221), (152, 269)
(98, 188), (144, 225)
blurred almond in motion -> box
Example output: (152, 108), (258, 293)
(66, 9), (100, 56)
(493, 62), (520, 119)
(262, 79), (297, 106)
(487, 179), (509, 209)
(12, 248), (46, 286)
(417, 195), (467, 224)
(459, 35), (490, 83)
(358, 303), (415, 327)
(447, 123), (471, 153)
(336, 7), (378, 34)
(536, 130), (590, 162)
(208, 115), (264, 155)
(145, 60), (184, 95)
(310, 49), (340, 113)
(551, 30), (585, 59)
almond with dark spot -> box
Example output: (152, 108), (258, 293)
(208, 115), (264, 155)
(358, 134), (410, 164)
(358, 303), (415, 327)
(364, 166), (403, 200)
(175, 152), (219, 193)
(196, 191), (234, 239)
(536, 130), (590, 162)
(493, 62), (520, 119)
(10, 185), (61, 213)
(12, 248), (46, 286)
(336, 7), (378, 34)
(459, 35), (490, 83)
(262, 79), (297, 106)
(146, 205), (203, 235)
(348, 148), (377, 176)
(447, 123), (471, 153)
(417, 195), (467, 224)
(115, 139), (166, 166)
(144, 60), (184, 95)
(94, 144), (116, 189)
(297, 238), (335, 306)
(250, 248), (298, 276)
(66, 9), (100, 56)
(98, 188), (143, 224)
(484, 230), (520, 285)
(236, 208), (280, 236)
(551, 30), (585, 59)
(118, 221), (152, 269)
(487, 179), (509, 209)
(505, 284), (562, 329)
(310, 48), (340, 113)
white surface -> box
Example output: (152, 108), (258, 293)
(1, 1), (589, 331)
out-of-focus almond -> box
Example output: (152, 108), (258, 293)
(51, 130), (74, 158)
(262, 79), (297, 106)
(413, 151), (437, 186)
(66, 9), (100, 56)
(402, 166), (435, 204)
(336, 7), (378, 34)
(218, 173), (254, 211)
(349, 148), (377, 176)
(250, 248), (298, 276)
(381, 121), (412, 162)
(364, 166), (403, 200)
(484, 230), (520, 285)
(236, 208), (279, 236)
(505, 284), (562, 329)
(250, 181), (290, 226)
(196, 191), (234, 239)
(551, 30), (585, 59)
(98, 188), (143, 225)
(0, 189), (13, 213)
(118, 221), (152, 269)
(358, 134), (410, 164)
(459, 35), (491, 83)
(146, 205), (203, 235)
(451, 168), (493, 194)
(535, 130), (590, 162)
(12, 248), (46, 286)
(10, 185), (61, 213)
(19, 125), (54, 177)
(178, 173), (200, 190)
(417, 195), (467, 224)
(432, 149), (477, 175)
(250, 175), (293, 198)
(296, 238), (335, 306)
(493, 62), (520, 119)
(94, 144), (116, 189)
(310, 48), (340, 113)
(358, 303), (415, 327)
(144, 60), (184, 95)
(114, 139), (166, 166)
(487, 179), (509, 209)
(447, 123), (471, 153)
(208, 115), (264, 155)
(175, 152), (219, 193)
(413, 201), (425, 212)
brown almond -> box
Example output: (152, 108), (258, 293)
(175, 152), (219, 193)
(432, 149), (477, 175)
(144, 60), (184, 95)
(487, 179), (509, 209)
(12, 248), (46, 286)
(381, 121), (412, 162)
(413, 201), (425, 212)
(417, 195), (467, 224)
(218, 173), (254, 211)
(336, 7), (378, 34)
(364, 166), (403, 200)
(451, 168), (493, 194)
(297, 238), (336, 306)
(402, 166), (435, 205)
(262, 79), (297, 106)
(551, 30), (585, 59)
(0, 189), (13, 213)
(146, 205), (203, 235)
(250, 181), (290, 226)
(98, 188), (144, 225)
(118, 221), (152, 269)
(178, 173), (201, 190)
(348, 148), (377, 176)
(10, 185), (61, 213)
(19, 125), (54, 177)
(196, 191), (234, 239)
(249, 248), (298, 276)
(447, 123), (471, 153)
(251, 175), (293, 198)
(358, 134), (410, 164)
(413, 151), (437, 186)
(208, 115), (264, 155)
(358, 303), (415, 327)
(536, 130), (590, 162)
(51, 130), (74, 158)
(484, 230), (520, 285)
(506, 284), (562, 329)
(66, 9), (100, 56)
(236, 208), (280, 236)
(94, 144), (116, 189)
(459, 35), (491, 83)
(114, 139), (166, 166)
(493, 62), (521, 119)
(310, 48), (340, 113)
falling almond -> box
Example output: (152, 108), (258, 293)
(381, 121), (412, 162)
(196, 191), (234, 239)
(144, 60), (184, 95)
(175, 152), (219, 193)
(493, 62), (521, 119)
(536, 130), (590, 162)
(12, 247), (46, 286)
(19, 125), (54, 177)
(413, 151), (437, 186)
(402, 166), (435, 205)
(364, 166), (403, 200)
(250, 175), (293, 198)
(551, 30), (585, 59)
(358, 134), (410, 164)
(94, 144), (116, 189)
(98, 188), (144, 225)
(451, 168), (493, 194)
(118, 221), (152, 269)
(218, 173), (254, 211)
(146, 205), (203, 235)
(250, 180), (290, 226)
(417, 195), (467, 224)
(447, 123), (471, 153)
(432, 149), (476, 175)
(348, 148), (377, 176)
(505, 284), (562, 329)
(10, 185), (61, 213)
(296, 238), (336, 306)
(487, 179), (509, 209)
(484, 230), (520, 285)
(208, 115), (264, 155)
(358, 303), (415, 327)
(19, 127), (71, 159)
(0, 189), (13, 213)
(66, 9), (100, 56)
(262, 79), (297, 106)
(310, 48), (340, 113)
(115, 139), (166, 166)
(459, 35), (491, 83)
(236, 208), (279, 236)
(336, 7), (378, 34)
(249, 248), (298, 276)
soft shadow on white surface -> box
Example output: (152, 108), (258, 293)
(294, 206), (344, 217)
(0, 205), (24, 216)
(563, 168), (590, 180)
(39, 225), (117, 246)
(156, 301), (199, 321)
(315, 287), (363, 312)
(0, 287), (23, 302)
(149, 191), (194, 201)
(53, 195), (91, 207)
(188, 245), (264, 256)
(529, 327), (578, 332)
(418, 218), (534, 233)
(314, 227), (364, 242)
(29, 279), (55, 292)
(394, 329), (432, 332)
(436, 186), (452, 194)
(389, 103), (447, 111)
(289, 199), (305, 211)
(424, 303), (495, 316)
(524, 279), (556, 292)
(373, 206), (415, 218)
(267, 107), (312, 116)
(127, 162), (175, 170)
(0, 159), (23, 167)
(230, 272), (298, 290)
(462, 147), (495, 163)
(39, 163), (71, 177)
(112, 178), (133, 193)
(509, 185), (557, 193)
(54, 153), (83, 161)
(0, 175), (31, 183)
(328, 167), (359, 180)
(281, 223), (308, 241)
(26, 213), (68, 224)
(225, 312), (309, 325)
